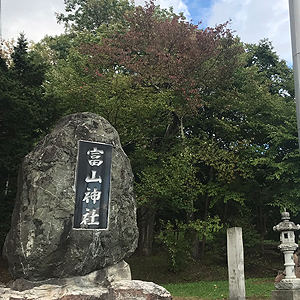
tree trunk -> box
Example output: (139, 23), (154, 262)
(201, 166), (213, 260)
(186, 209), (200, 260)
(137, 205), (156, 256)
(258, 194), (266, 255)
(191, 236), (200, 260)
(200, 195), (209, 261)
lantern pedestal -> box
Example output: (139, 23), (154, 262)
(275, 278), (300, 290)
(272, 289), (300, 300)
(272, 210), (300, 300)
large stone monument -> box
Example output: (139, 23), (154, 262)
(1, 113), (172, 300)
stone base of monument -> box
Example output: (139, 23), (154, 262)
(272, 279), (300, 300)
(275, 278), (300, 290)
(272, 290), (300, 300)
(0, 261), (172, 300)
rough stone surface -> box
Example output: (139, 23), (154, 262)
(271, 289), (300, 300)
(112, 280), (172, 299)
(3, 113), (138, 281)
(0, 280), (172, 300)
(7, 260), (131, 292)
(274, 278), (300, 290)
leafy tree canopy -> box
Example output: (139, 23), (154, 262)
(6, 1), (298, 261)
(0, 34), (56, 196)
(245, 39), (294, 99)
(56, 0), (134, 31)
(0, 34), (59, 250)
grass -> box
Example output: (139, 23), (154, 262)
(127, 251), (279, 300)
(163, 280), (230, 299)
(163, 278), (274, 299)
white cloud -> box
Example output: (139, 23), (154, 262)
(207, 0), (292, 63)
(2, 0), (190, 43)
(2, 0), (293, 65)
(2, 0), (65, 42)
(134, 0), (191, 19)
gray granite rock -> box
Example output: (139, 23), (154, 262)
(0, 279), (172, 300)
(3, 113), (138, 281)
(8, 260), (131, 292)
(112, 280), (172, 299)
(274, 278), (300, 290)
(271, 289), (300, 300)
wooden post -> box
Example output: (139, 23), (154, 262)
(227, 227), (246, 300)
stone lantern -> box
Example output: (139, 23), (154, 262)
(273, 209), (300, 290)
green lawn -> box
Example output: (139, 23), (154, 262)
(163, 278), (274, 299)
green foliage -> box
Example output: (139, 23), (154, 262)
(158, 220), (191, 272)
(0, 34), (57, 249)
(45, 48), (173, 147)
(2, 0), (297, 262)
(11, 33), (48, 86)
(245, 39), (294, 98)
(135, 144), (201, 211)
(56, 0), (134, 31)
(44, 2), (298, 258)
(158, 217), (222, 272)
(207, 215), (261, 263)
(35, 33), (79, 63)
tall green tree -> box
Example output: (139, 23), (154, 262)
(245, 39), (294, 98)
(46, 2), (244, 257)
(44, 1), (299, 261)
(0, 56), (18, 249)
(241, 40), (299, 242)
(0, 34), (56, 250)
(56, 0), (134, 31)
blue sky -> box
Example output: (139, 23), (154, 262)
(186, 0), (212, 25)
(2, 0), (292, 64)
(150, 0), (292, 64)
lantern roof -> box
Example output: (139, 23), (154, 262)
(273, 209), (300, 232)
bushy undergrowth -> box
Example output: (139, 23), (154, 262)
(126, 243), (281, 285)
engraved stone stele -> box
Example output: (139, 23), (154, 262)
(2, 112), (139, 281)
